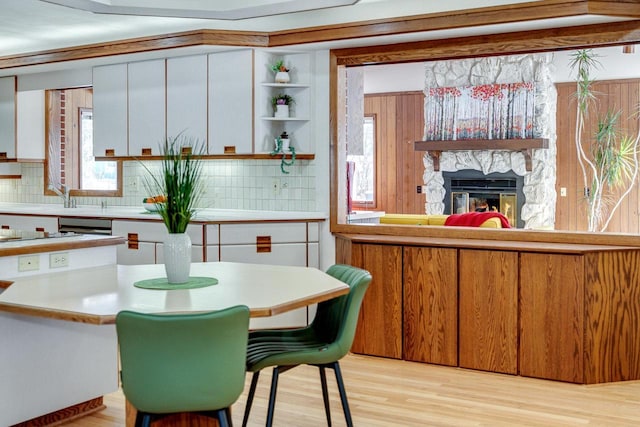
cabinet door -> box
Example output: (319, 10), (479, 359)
(117, 241), (156, 265)
(0, 76), (16, 159)
(16, 90), (45, 160)
(93, 64), (127, 157)
(208, 50), (253, 154)
(350, 243), (403, 359)
(220, 242), (308, 266)
(520, 253), (584, 382)
(459, 249), (518, 374)
(166, 55), (208, 143)
(403, 246), (458, 366)
(128, 59), (166, 156)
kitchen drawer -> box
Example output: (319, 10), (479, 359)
(0, 214), (58, 233)
(220, 222), (307, 245)
(112, 220), (203, 245)
(205, 224), (219, 245)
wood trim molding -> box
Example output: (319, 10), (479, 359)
(332, 19), (640, 66)
(2, 1), (640, 70)
(0, 29), (269, 69)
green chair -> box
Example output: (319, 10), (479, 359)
(242, 264), (372, 427)
(116, 305), (250, 427)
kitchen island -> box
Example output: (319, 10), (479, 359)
(0, 233), (124, 427)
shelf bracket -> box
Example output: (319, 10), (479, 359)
(428, 151), (441, 171)
(522, 149), (534, 172)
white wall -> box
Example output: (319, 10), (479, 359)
(363, 46), (640, 93)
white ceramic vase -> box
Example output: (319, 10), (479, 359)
(275, 71), (290, 83)
(275, 104), (289, 118)
(163, 233), (192, 284)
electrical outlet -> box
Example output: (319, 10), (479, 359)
(272, 179), (281, 195)
(49, 252), (69, 268)
(18, 255), (40, 272)
(560, 187), (567, 197)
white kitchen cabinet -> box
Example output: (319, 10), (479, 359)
(128, 59), (166, 156)
(16, 90), (45, 160)
(93, 64), (128, 157)
(0, 76), (16, 159)
(166, 55), (208, 144)
(112, 220), (204, 265)
(254, 50), (313, 154)
(219, 221), (318, 329)
(205, 224), (220, 261)
(208, 49), (253, 154)
(0, 214), (58, 233)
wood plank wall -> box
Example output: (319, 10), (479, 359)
(555, 79), (640, 233)
(363, 92), (425, 215)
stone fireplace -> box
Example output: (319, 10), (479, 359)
(421, 53), (557, 229)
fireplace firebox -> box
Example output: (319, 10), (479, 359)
(443, 170), (525, 228)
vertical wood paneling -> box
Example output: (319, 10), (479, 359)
(365, 92), (425, 215)
(584, 250), (640, 384)
(555, 79), (640, 233)
(459, 249), (518, 374)
(403, 246), (458, 366)
(519, 253), (584, 383)
(350, 243), (403, 359)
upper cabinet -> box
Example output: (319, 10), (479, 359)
(0, 76), (16, 160)
(208, 49), (253, 154)
(16, 90), (45, 160)
(92, 49), (316, 158)
(254, 50), (313, 154)
(128, 59), (166, 156)
(93, 64), (128, 157)
(166, 55), (208, 145)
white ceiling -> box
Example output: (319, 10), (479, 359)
(0, 0), (596, 56)
(0, 0), (633, 76)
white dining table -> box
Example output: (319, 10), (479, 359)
(0, 261), (350, 426)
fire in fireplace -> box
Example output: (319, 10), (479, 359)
(443, 170), (525, 228)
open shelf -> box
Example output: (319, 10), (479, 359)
(414, 138), (549, 171)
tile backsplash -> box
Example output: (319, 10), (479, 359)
(0, 159), (317, 211)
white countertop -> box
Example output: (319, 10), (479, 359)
(0, 203), (327, 222)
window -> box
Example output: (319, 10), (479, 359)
(346, 115), (376, 207)
(79, 108), (118, 190)
(45, 88), (122, 197)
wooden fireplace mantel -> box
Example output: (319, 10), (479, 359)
(414, 138), (549, 172)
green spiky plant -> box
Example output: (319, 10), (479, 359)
(142, 134), (204, 233)
(570, 49), (640, 232)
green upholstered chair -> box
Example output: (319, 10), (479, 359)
(116, 305), (250, 427)
(242, 264), (372, 427)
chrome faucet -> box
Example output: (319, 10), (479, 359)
(49, 184), (76, 208)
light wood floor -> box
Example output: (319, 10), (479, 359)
(63, 354), (640, 426)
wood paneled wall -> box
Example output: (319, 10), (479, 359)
(555, 79), (640, 233)
(364, 92), (425, 214)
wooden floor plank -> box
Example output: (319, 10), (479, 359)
(62, 354), (640, 426)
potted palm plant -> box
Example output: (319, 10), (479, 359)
(143, 134), (204, 284)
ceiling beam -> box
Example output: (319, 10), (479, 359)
(332, 19), (640, 65)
